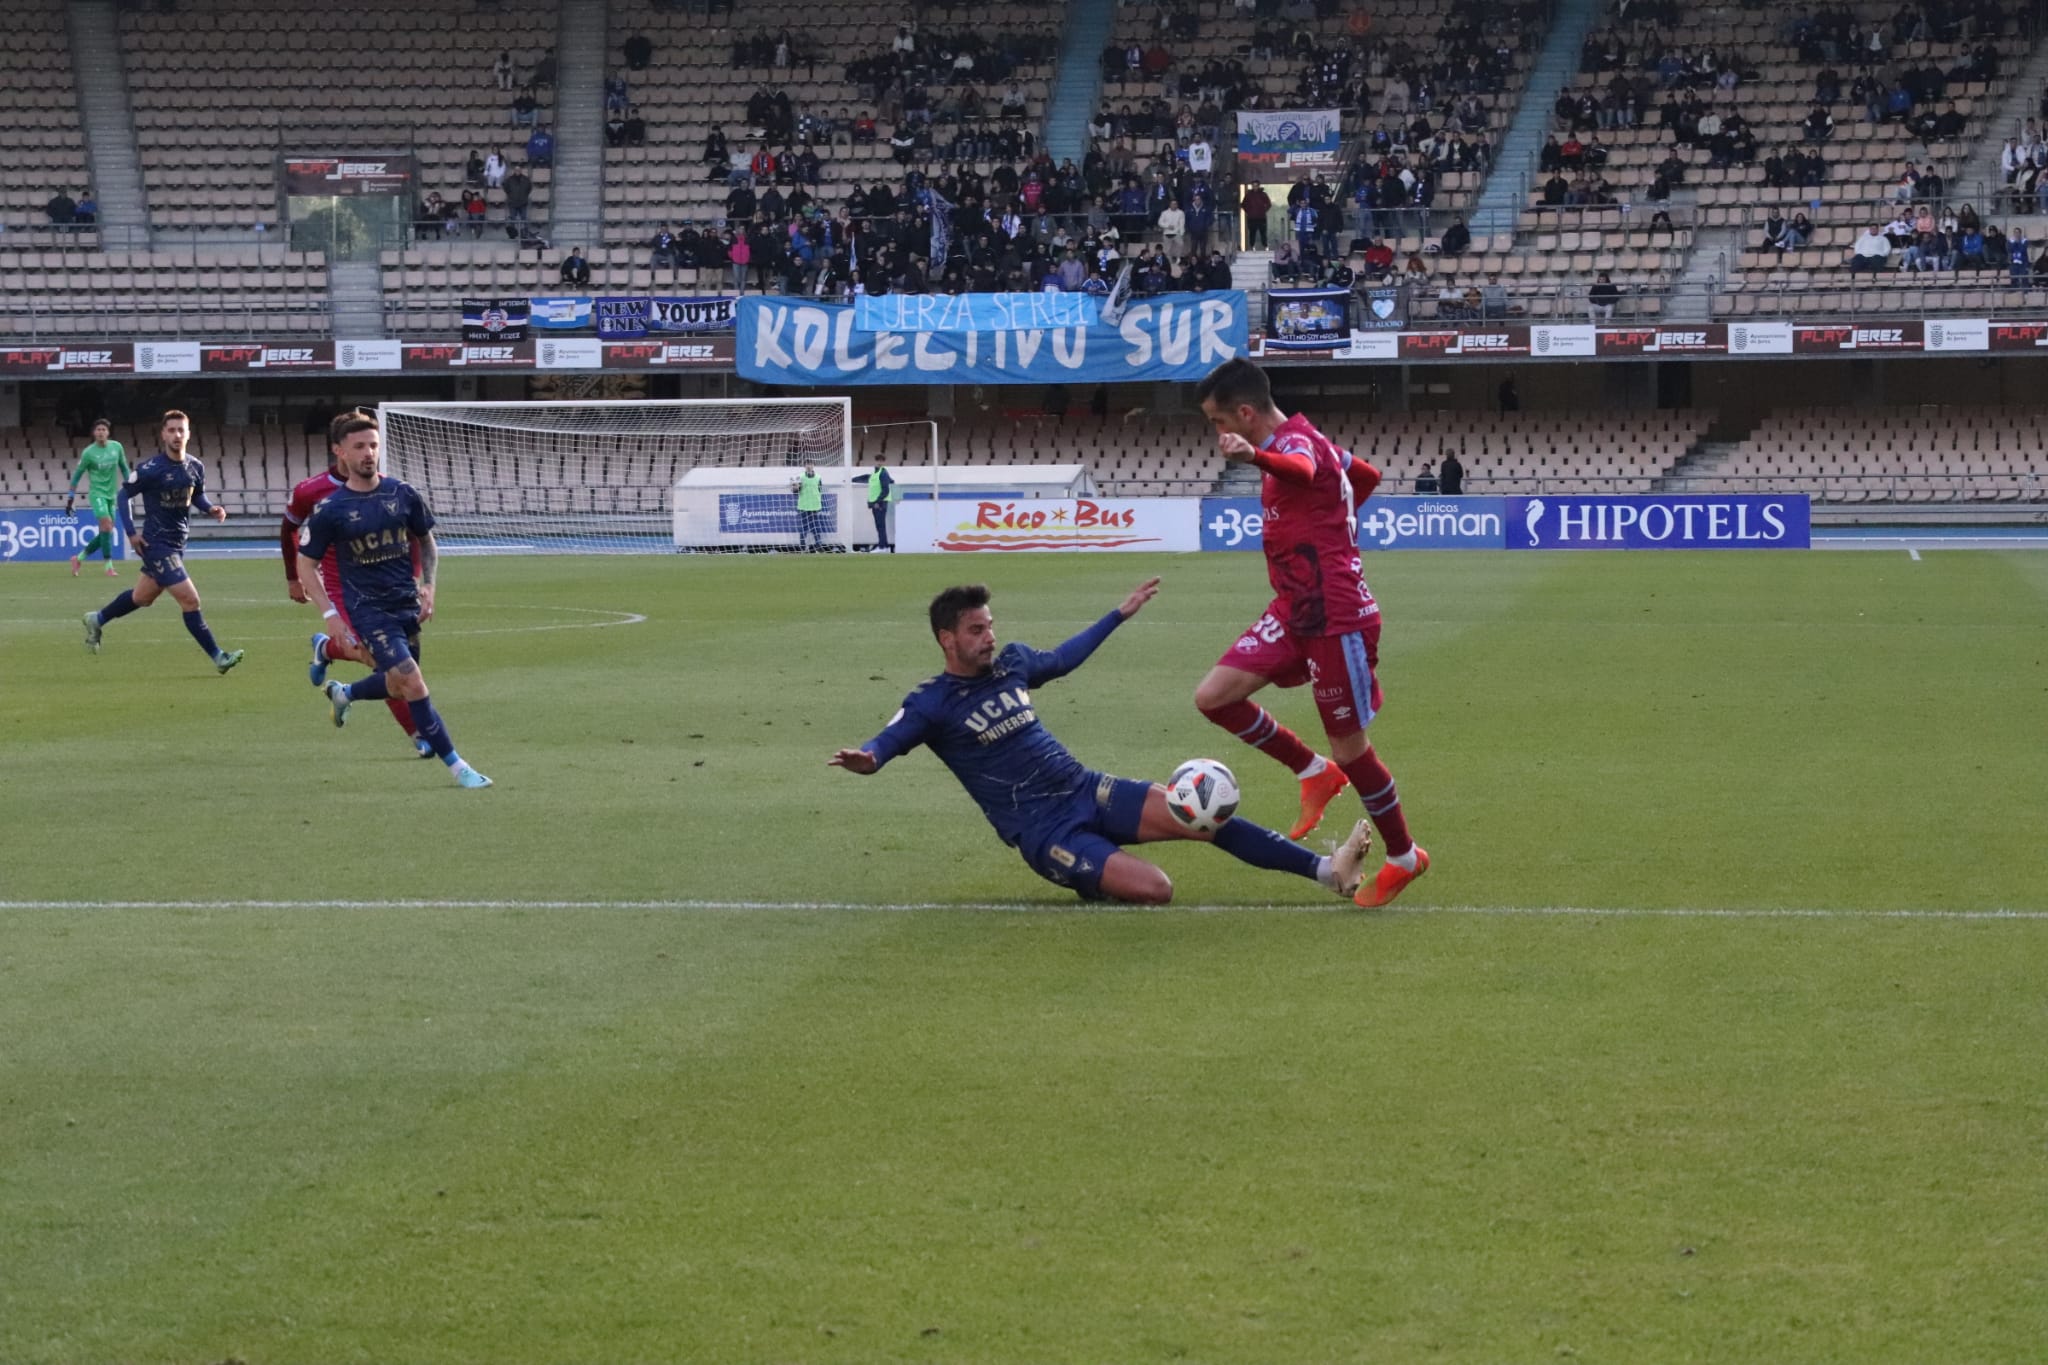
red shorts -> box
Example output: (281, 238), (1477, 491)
(1218, 605), (1383, 739)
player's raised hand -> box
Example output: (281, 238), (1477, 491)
(829, 748), (878, 775)
(1217, 431), (1258, 463)
(1118, 576), (1161, 618)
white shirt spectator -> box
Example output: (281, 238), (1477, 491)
(483, 153), (507, 188)
(1188, 139), (1213, 172)
(1158, 204), (1186, 239)
(1851, 228), (1892, 260)
(1696, 111), (1721, 138)
(893, 27), (915, 53)
(954, 51), (975, 73)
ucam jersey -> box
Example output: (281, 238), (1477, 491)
(1259, 413), (1379, 637)
(298, 476), (435, 619)
(861, 613), (1125, 848)
(122, 452), (211, 552)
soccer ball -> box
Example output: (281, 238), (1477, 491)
(1166, 758), (1241, 833)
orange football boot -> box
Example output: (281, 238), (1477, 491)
(1288, 763), (1351, 839)
(1354, 847), (1430, 908)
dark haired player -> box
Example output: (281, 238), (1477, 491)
(1192, 356), (1428, 908)
(830, 580), (1373, 905)
(283, 409), (431, 758)
(81, 409), (244, 673)
(296, 411), (491, 789)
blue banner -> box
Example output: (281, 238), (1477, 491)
(596, 297), (650, 338)
(738, 293), (1249, 387)
(856, 292), (1100, 333)
(597, 296), (738, 338)
(528, 296), (593, 330)
(1507, 495), (1810, 549)
(1201, 496), (1510, 552)
(0, 507), (124, 563)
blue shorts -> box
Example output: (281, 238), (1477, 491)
(139, 547), (188, 588)
(1015, 773), (1154, 900)
(351, 602), (423, 672)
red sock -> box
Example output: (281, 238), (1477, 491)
(386, 696), (418, 736)
(1200, 699), (1320, 775)
(1339, 746), (1413, 857)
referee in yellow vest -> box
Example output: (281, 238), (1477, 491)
(865, 462), (895, 553)
(792, 461), (824, 551)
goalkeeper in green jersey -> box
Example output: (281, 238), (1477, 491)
(65, 418), (130, 577)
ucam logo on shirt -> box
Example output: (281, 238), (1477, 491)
(1201, 496), (1509, 551)
(1507, 495), (1811, 549)
(0, 509), (124, 563)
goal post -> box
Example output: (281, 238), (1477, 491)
(376, 398), (859, 553)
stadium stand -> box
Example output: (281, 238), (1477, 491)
(1697, 406), (2048, 500)
(0, 1), (93, 248)
(0, 243), (332, 339)
(1096, 0), (1547, 250)
(115, 0), (559, 234)
(381, 0), (1070, 326)
(1504, 0), (2039, 318)
(1332, 407), (1715, 492)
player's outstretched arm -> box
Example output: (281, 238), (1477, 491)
(1117, 576), (1160, 619)
(828, 748), (879, 774)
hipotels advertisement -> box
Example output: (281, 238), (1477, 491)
(898, 499), (1202, 552)
(1198, 494), (1809, 552)
(0, 509), (124, 564)
(1508, 495), (1810, 549)
(1202, 497), (1511, 552)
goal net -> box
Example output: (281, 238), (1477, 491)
(376, 398), (857, 553)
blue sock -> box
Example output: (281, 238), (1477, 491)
(96, 589), (140, 625)
(181, 610), (221, 658)
(407, 698), (460, 766)
(346, 673), (391, 702)
(1210, 816), (1322, 880)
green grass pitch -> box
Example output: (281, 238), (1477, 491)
(2, 548), (2044, 1364)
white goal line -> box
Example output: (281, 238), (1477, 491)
(0, 900), (2041, 920)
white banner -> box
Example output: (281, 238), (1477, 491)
(1925, 318), (1989, 352)
(1728, 322), (1793, 354)
(336, 339), (402, 371)
(1339, 330), (1399, 360)
(896, 498), (1202, 553)
(133, 341), (200, 374)
(1531, 325), (1595, 357)
(537, 337), (603, 369)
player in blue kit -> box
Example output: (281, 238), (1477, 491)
(830, 580), (1374, 904)
(81, 409), (244, 673)
(295, 409), (492, 789)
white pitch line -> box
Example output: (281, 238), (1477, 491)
(1909, 547), (1923, 561)
(0, 900), (2041, 920)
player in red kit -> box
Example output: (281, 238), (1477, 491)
(1191, 357), (1428, 907)
(280, 409), (430, 757)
